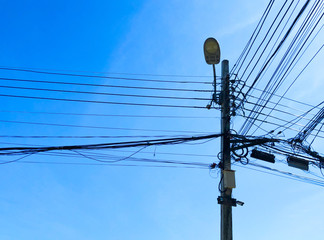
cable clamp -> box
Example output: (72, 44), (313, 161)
(217, 196), (244, 207)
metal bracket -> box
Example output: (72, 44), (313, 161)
(213, 93), (220, 105)
(217, 196), (244, 207)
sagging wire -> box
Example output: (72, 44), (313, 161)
(0, 153), (34, 165)
(71, 145), (148, 163)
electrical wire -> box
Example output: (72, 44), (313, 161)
(233, 161), (324, 187)
(0, 135), (196, 139)
(0, 65), (215, 78)
(248, 9), (324, 134)
(237, 0), (324, 135)
(0, 133), (222, 156)
(0, 93), (207, 109)
(0, 119), (212, 134)
(0, 110), (218, 119)
(0, 77), (212, 93)
(237, 0), (311, 109)
(0, 84), (210, 101)
(0, 67), (213, 84)
(8, 160), (209, 169)
(0, 140), (218, 159)
(231, 0), (275, 77)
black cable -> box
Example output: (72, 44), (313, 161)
(0, 135), (193, 139)
(248, 7), (324, 134)
(251, 38), (324, 134)
(0, 77), (212, 93)
(243, 93), (318, 118)
(237, 111), (324, 140)
(234, 162), (324, 187)
(236, 0), (311, 110)
(265, 102), (324, 136)
(240, 106), (320, 133)
(0, 67), (212, 84)
(236, 81), (321, 110)
(240, 0), (292, 81)
(238, 0), (322, 135)
(0, 65), (215, 78)
(260, 143), (320, 163)
(232, 0), (275, 77)
(71, 149), (210, 167)
(0, 84), (210, 101)
(0, 119), (212, 134)
(9, 160), (209, 169)
(0, 133), (222, 156)
(231, 0), (274, 75)
(0, 110), (218, 119)
(0, 140), (218, 158)
(309, 123), (324, 146)
(243, 100), (315, 120)
(0, 153), (34, 165)
(0, 93), (206, 109)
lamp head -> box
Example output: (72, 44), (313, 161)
(203, 38), (220, 65)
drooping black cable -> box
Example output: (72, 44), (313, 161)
(9, 160), (209, 169)
(0, 133), (222, 156)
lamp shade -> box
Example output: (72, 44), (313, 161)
(203, 38), (220, 65)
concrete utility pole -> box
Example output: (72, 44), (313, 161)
(220, 60), (233, 240)
(203, 38), (236, 240)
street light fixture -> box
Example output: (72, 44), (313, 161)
(204, 38), (221, 107)
(203, 37), (220, 65)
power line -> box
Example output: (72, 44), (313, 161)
(236, 0), (324, 136)
(233, 161), (324, 187)
(10, 160), (209, 169)
(243, 100), (314, 120)
(0, 133), (222, 156)
(237, 111), (324, 140)
(0, 110), (218, 119)
(235, 0), (311, 111)
(71, 149), (210, 166)
(0, 77), (212, 93)
(0, 119), (212, 134)
(0, 65), (215, 78)
(231, 0), (275, 77)
(245, 4), (324, 134)
(0, 141), (218, 158)
(0, 93), (207, 109)
(0, 67), (213, 84)
(243, 94), (319, 117)
(238, 82), (321, 110)
(0, 84), (210, 101)
(239, 0), (292, 82)
(0, 135), (195, 139)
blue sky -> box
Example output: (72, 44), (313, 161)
(0, 0), (324, 239)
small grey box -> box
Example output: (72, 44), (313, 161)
(223, 170), (236, 189)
